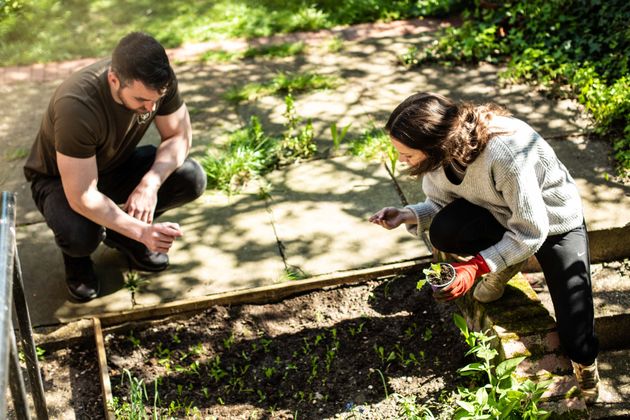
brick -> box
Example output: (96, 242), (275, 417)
(516, 353), (572, 377)
(542, 331), (562, 353)
(540, 397), (588, 416)
(495, 314), (557, 336)
(501, 338), (531, 359)
(501, 331), (562, 360)
(541, 375), (580, 400)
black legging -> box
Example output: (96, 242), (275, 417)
(429, 198), (599, 365)
(30, 145), (207, 258)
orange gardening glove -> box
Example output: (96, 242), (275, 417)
(434, 254), (490, 302)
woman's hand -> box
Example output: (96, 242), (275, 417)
(369, 207), (414, 230)
(433, 254), (490, 302)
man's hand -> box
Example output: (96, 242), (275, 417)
(139, 222), (183, 253)
(124, 178), (160, 224)
(369, 207), (414, 230)
(433, 254), (491, 302)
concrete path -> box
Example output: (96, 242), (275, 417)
(1, 18), (628, 330)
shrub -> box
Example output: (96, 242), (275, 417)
(419, 0), (630, 175)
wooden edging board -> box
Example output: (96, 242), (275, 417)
(95, 257), (432, 328)
(93, 317), (115, 420)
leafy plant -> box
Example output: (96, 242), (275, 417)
(398, 45), (419, 68)
(451, 313), (551, 419)
(326, 35), (345, 53)
(201, 115), (275, 194)
(127, 331), (141, 348)
(110, 369), (159, 420)
(330, 122), (352, 152)
(374, 344), (396, 367)
(417, 263), (443, 290)
(393, 393), (436, 419)
(277, 93), (317, 164)
(347, 123), (399, 176)
(123, 271), (149, 308)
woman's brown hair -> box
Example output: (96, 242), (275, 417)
(385, 92), (510, 176)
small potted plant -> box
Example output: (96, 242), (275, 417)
(417, 262), (456, 292)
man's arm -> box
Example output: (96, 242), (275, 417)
(124, 103), (192, 223)
(57, 152), (181, 253)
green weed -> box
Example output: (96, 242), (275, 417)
(201, 115), (274, 193)
(348, 125), (396, 163)
(4, 147), (28, 162)
(326, 35), (345, 53)
(224, 71), (339, 104)
(201, 41), (305, 63)
(398, 45), (419, 68)
(277, 93), (317, 164)
(110, 369), (160, 420)
(243, 41), (305, 59)
(123, 271), (149, 308)
(330, 122), (352, 152)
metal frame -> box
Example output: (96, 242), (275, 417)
(1, 192), (48, 419)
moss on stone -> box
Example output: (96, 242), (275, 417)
(495, 314), (557, 336)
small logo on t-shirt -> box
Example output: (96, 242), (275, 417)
(136, 112), (152, 125)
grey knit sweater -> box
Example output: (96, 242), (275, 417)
(405, 116), (584, 273)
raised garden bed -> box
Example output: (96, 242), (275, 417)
(28, 269), (468, 419)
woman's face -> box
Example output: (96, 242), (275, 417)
(391, 137), (427, 166)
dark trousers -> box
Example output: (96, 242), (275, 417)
(30, 145), (207, 258)
(429, 198), (599, 365)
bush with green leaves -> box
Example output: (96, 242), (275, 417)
(418, 0), (630, 175)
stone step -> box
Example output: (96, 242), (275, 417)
(524, 259), (630, 350)
(591, 347), (630, 419)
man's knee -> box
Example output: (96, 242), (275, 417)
(176, 158), (207, 200)
(55, 223), (105, 257)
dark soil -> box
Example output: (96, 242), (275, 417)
(26, 271), (468, 419)
(107, 272), (467, 419)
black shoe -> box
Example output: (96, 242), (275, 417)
(103, 230), (169, 272)
(63, 254), (100, 302)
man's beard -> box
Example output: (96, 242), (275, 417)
(116, 86), (151, 114)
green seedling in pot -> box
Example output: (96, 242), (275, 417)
(418, 262), (456, 291)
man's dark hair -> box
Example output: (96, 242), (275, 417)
(111, 32), (174, 93)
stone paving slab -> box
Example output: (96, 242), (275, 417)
(17, 188), (287, 325)
(265, 156), (430, 276)
(16, 155), (433, 325)
(592, 348), (630, 418)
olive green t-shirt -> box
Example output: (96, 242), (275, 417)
(24, 58), (183, 181)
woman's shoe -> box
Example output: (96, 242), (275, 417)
(473, 260), (526, 303)
(572, 360), (600, 404)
